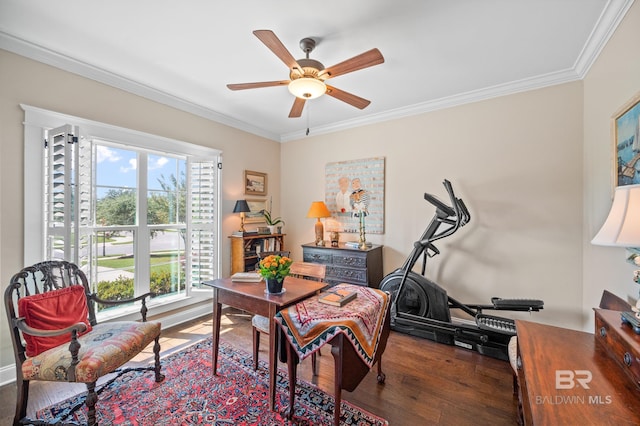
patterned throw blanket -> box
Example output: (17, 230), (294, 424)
(275, 283), (390, 368)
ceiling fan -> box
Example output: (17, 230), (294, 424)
(227, 30), (384, 118)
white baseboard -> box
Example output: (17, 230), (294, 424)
(0, 363), (16, 388)
(0, 303), (213, 387)
(155, 302), (213, 331)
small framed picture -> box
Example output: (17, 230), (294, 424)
(612, 91), (640, 187)
(244, 199), (267, 223)
(245, 170), (267, 196)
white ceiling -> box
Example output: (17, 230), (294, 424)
(0, 0), (634, 142)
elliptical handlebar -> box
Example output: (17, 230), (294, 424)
(423, 192), (455, 218)
(457, 198), (471, 225)
(399, 179), (468, 274)
(418, 179), (468, 246)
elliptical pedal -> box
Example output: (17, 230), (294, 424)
(476, 314), (516, 335)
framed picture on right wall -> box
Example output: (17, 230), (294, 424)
(613, 91), (640, 187)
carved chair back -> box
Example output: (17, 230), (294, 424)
(5, 260), (163, 426)
(5, 261), (96, 362)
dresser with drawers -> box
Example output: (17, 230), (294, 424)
(301, 242), (383, 288)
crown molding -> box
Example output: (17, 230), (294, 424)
(282, 0), (635, 142)
(0, 31), (281, 142)
(573, 0), (635, 78)
(1, 0), (633, 143)
(281, 68), (581, 142)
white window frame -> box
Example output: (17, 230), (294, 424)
(22, 104), (222, 323)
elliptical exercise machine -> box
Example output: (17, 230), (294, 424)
(379, 179), (543, 361)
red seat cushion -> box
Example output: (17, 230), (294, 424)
(18, 285), (92, 357)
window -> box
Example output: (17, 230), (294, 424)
(24, 105), (221, 318)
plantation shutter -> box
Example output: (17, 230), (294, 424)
(188, 158), (220, 286)
(44, 125), (94, 268)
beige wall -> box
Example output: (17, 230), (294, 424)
(282, 82), (584, 329)
(583, 2), (640, 327)
(0, 50), (282, 369)
(280, 1), (640, 335)
(1, 0), (639, 377)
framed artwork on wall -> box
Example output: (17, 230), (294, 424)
(244, 199), (267, 223)
(325, 157), (385, 234)
(245, 170), (267, 196)
(612, 91), (640, 187)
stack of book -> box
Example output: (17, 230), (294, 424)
(232, 230), (259, 236)
(318, 288), (357, 307)
(344, 241), (372, 249)
(230, 272), (262, 282)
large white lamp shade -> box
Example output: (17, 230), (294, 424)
(591, 184), (640, 247)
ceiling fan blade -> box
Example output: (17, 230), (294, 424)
(253, 30), (303, 74)
(288, 97), (306, 118)
(319, 48), (384, 79)
(227, 81), (290, 90)
(325, 85), (371, 109)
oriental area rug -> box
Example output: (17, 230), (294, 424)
(36, 337), (388, 425)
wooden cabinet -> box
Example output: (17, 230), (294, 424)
(594, 308), (640, 389)
(302, 242), (383, 288)
(230, 234), (285, 274)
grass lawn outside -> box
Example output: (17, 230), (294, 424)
(98, 253), (184, 274)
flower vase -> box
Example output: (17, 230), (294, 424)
(265, 277), (284, 294)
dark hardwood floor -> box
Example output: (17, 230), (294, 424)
(0, 308), (518, 425)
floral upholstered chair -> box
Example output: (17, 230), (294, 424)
(4, 260), (164, 426)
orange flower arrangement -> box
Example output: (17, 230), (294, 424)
(257, 254), (292, 282)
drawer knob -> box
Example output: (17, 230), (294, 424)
(624, 352), (633, 367)
(600, 327), (607, 337)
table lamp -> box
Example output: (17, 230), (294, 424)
(307, 201), (331, 246)
(591, 184), (640, 329)
(233, 199), (251, 233)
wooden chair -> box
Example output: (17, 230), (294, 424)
(252, 261), (326, 372)
(5, 261), (165, 426)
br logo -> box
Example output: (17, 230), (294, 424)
(556, 370), (592, 389)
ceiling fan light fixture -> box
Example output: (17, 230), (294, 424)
(288, 77), (326, 99)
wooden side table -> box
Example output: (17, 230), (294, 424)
(276, 285), (391, 426)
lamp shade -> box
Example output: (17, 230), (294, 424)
(592, 184), (640, 247)
(233, 199), (250, 213)
(306, 201), (331, 218)
(288, 78), (326, 100)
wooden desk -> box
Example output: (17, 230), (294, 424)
(203, 276), (326, 411)
(516, 319), (640, 425)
